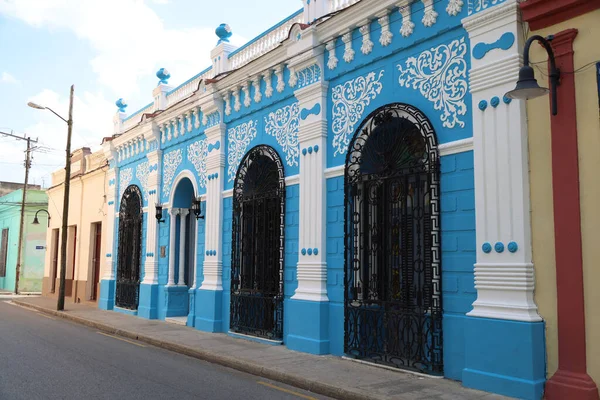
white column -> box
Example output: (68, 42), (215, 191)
(178, 209), (189, 286)
(168, 208), (179, 286)
(201, 122), (226, 291)
(143, 148), (161, 285)
(292, 72), (328, 301)
(192, 216), (198, 289)
(462, 0), (540, 322)
(102, 167), (117, 281)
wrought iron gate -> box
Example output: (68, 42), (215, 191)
(116, 185), (143, 310)
(231, 145), (285, 340)
(344, 104), (443, 374)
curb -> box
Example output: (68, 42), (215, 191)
(11, 300), (381, 400)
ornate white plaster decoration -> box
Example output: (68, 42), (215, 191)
(171, 119), (179, 139)
(187, 139), (208, 188)
(398, 1), (415, 37)
(166, 122), (172, 141)
(233, 87), (242, 112)
(227, 120), (258, 182)
(378, 14), (393, 46)
(359, 24), (374, 55)
(397, 37), (468, 129)
(263, 71), (274, 98)
(264, 102), (300, 167)
(332, 70), (384, 157)
(118, 168), (133, 201)
(178, 116), (185, 135)
(342, 32), (355, 63)
(326, 41), (339, 70)
(275, 65), (285, 93)
(242, 83), (251, 107)
(162, 149), (183, 197)
(422, 0), (438, 26)
(468, 0), (502, 15)
(224, 92), (232, 116)
(289, 66), (298, 88)
(296, 65), (322, 89)
(193, 107), (200, 129)
(253, 77), (262, 103)
(202, 111), (208, 126)
(186, 112), (193, 132)
(447, 0), (463, 15)
(136, 161), (149, 199)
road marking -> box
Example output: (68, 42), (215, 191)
(39, 314), (56, 320)
(96, 332), (146, 348)
(257, 381), (318, 400)
(7, 301), (39, 312)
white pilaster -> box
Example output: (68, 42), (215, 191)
(143, 147), (162, 285)
(168, 208), (179, 286)
(178, 209), (189, 286)
(103, 167), (117, 281)
(153, 83), (172, 111)
(462, 0), (540, 322)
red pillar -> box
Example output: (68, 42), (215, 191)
(544, 28), (599, 400)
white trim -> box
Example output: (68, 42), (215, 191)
(439, 137), (474, 156)
(169, 169), (199, 206)
(285, 174), (300, 186)
(222, 188), (233, 198)
(324, 165), (344, 179)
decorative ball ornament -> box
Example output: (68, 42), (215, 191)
(216, 23), (233, 44)
(508, 241), (518, 253)
(156, 68), (171, 85)
(495, 242), (505, 253)
(115, 98), (128, 112)
(482, 242), (492, 254)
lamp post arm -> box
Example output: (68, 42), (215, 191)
(35, 209), (51, 228)
(523, 35), (560, 116)
(45, 107), (69, 124)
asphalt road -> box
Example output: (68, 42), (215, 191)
(0, 299), (331, 400)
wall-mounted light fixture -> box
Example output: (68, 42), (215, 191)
(32, 209), (51, 227)
(155, 203), (165, 223)
(505, 35), (560, 115)
(191, 196), (205, 220)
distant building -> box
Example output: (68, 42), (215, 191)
(0, 181), (41, 198)
(0, 188), (48, 292)
(42, 148), (109, 304)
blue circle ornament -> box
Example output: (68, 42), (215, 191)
(508, 241), (518, 253)
(115, 98), (128, 112)
(503, 95), (512, 105)
(307, 248), (313, 256)
(313, 248), (318, 255)
(495, 242), (505, 253)
(478, 100), (488, 111)
(301, 248), (307, 255)
(490, 96), (500, 108)
(482, 242), (492, 253)
(216, 23), (232, 44)
(156, 68), (171, 85)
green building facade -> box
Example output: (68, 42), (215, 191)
(0, 189), (48, 292)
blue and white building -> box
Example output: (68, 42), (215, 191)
(99, 1), (546, 398)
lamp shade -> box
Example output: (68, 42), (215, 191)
(27, 101), (45, 110)
(32, 216), (39, 225)
(505, 65), (549, 100)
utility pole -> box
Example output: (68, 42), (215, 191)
(0, 130), (38, 295)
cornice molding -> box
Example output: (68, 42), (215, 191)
(520, 0), (600, 30)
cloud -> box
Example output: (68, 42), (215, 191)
(1, 71), (19, 84)
(151, 0), (170, 4)
(0, 0), (247, 100)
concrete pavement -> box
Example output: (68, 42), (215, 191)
(11, 296), (511, 400)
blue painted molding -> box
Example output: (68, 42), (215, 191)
(208, 141), (221, 153)
(109, 179), (115, 186)
(106, 253), (112, 258)
(301, 248), (319, 256)
(146, 252), (154, 258)
(208, 173), (219, 181)
(473, 32), (515, 60)
(205, 250), (217, 256)
(149, 164), (158, 172)
(300, 103), (321, 120)
(108, 201), (115, 206)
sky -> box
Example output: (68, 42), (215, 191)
(0, 0), (302, 187)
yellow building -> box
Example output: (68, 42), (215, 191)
(42, 148), (109, 304)
(521, 0), (600, 398)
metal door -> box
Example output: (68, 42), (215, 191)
(344, 104), (443, 375)
(230, 145), (285, 340)
(116, 185), (142, 310)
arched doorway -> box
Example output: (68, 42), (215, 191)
(344, 103), (442, 374)
(230, 145), (285, 341)
(170, 177), (197, 292)
(116, 185), (143, 310)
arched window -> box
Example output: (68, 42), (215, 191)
(344, 103), (442, 374)
(230, 145), (285, 340)
(116, 185), (143, 310)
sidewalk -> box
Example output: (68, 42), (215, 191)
(11, 297), (508, 400)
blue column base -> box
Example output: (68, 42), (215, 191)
(286, 298), (330, 355)
(164, 285), (189, 317)
(463, 316), (546, 400)
(187, 288), (196, 327)
(138, 283), (159, 319)
(194, 289), (223, 332)
(98, 279), (115, 310)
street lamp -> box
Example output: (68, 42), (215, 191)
(32, 209), (50, 228)
(505, 35), (560, 115)
(191, 196), (205, 220)
(28, 85), (74, 311)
